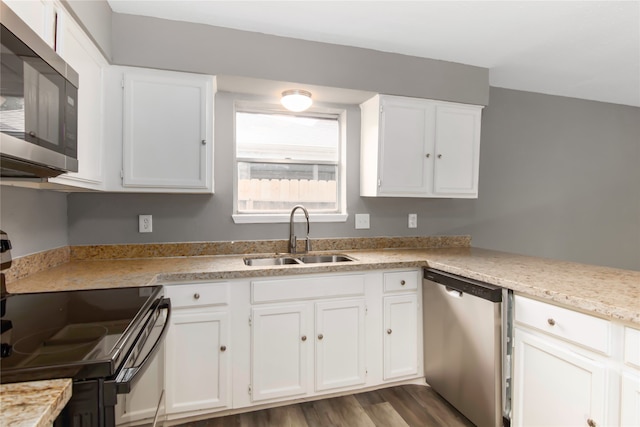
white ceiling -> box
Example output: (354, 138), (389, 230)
(108, 1), (640, 107)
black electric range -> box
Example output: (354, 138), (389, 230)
(0, 286), (170, 427)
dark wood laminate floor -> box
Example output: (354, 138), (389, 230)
(176, 385), (475, 427)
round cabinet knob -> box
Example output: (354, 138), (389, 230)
(547, 318), (556, 326)
(220, 345), (227, 352)
(400, 280), (406, 286)
(201, 139), (207, 145)
(437, 154), (443, 159)
(318, 334), (324, 340)
(387, 329), (392, 334)
(28, 131), (36, 137)
(193, 293), (200, 300)
(301, 335), (307, 342)
(425, 153), (431, 158)
(587, 419), (596, 427)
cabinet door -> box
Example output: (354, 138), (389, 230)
(3, 0), (57, 47)
(115, 342), (164, 425)
(383, 294), (419, 380)
(251, 304), (310, 402)
(432, 104), (481, 197)
(512, 328), (607, 427)
(315, 299), (366, 392)
(378, 96), (435, 196)
(165, 310), (229, 415)
(621, 371), (640, 427)
(49, 13), (106, 190)
(122, 70), (214, 192)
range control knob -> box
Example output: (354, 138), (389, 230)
(1, 343), (13, 358)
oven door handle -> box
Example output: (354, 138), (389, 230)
(115, 298), (171, 394)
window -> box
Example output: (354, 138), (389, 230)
(233, 105), (345, 223)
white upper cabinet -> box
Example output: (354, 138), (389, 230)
(3, 0), (58, 48)
(122, 69), (215, 192)
(49, 11), (106, 190)
(103, 66), (215, 193)
(360, 94), (482, 198)
(432, 103), (482, 196)
(4, 0), (107, 190)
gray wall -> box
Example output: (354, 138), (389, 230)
(110, 13), (489, 107)
(0, 186), (68, 257)
(67, 87), (640, 271)
(468, 88), (640, 270)
(3, 11), (639, 270)
(62, 0), (112, 60)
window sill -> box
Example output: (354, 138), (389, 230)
(232, 213), (348, 224)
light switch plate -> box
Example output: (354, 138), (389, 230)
(355, 213), (370, 229)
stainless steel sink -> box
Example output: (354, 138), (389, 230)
(296, 254), (355, 264)
(243, 257), (301, 266)
(243, 254), (355, 266)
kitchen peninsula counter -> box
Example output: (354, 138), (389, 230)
(5, 242), (639, 326)
(0, 379), (72, 427)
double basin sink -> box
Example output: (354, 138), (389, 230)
(244, 254), (355, 266)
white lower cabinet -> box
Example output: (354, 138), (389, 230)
(130, 270), (424, 424)
(383, 294), (419, 380)
(163, 283), (231, 420)
(250, 303), (310, 402)
(621, 371), (640, 426)
(115, 342), (165, 426)
(621, 326), (640, 426)
(315, 299), (367, 391)
(512, 328), (607, 427)
(511, 295), (640, 427)
(382, 270), (421, 381)
(165, 310), (230, 414)
(250, 296), (367, 403)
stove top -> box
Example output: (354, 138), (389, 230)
(0, 286), (163, 384)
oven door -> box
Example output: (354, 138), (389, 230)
(114, 298), (171, 394)
(53, 298), (171, 427)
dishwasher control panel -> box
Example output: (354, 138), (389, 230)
(424, 268), (502, 302)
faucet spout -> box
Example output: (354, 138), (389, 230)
(289, 205), (311, 254)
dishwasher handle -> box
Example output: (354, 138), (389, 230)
(424, 268), (502, 302)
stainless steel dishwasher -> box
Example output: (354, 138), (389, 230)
(423, 268), (507, 427)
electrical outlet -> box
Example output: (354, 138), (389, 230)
(355, 213), (370, 229)
(139, 215), (153, 233)
(408, 213), (417, 228)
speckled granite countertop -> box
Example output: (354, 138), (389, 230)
(2, 240), (638, 425)
(6, 245), (640, 325)
(0, 379), (71, 427)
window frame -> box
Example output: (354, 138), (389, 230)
(232, 100), (348, 224)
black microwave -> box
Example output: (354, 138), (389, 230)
(0, 2), (79, 178)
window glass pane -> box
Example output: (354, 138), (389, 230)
(236, 112), (339, 162)
(235, 109), (342, 215)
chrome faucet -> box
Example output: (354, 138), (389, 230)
(289, 205), (311, 254)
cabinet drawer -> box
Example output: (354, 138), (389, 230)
(514, 295), (610, 354)
(624, 327), (640, 369)
(383, 271), (418, 292)
(252, 274), (365, 304)
(164, 282), (229, 308)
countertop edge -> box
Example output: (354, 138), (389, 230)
(0, 378), (72, 427)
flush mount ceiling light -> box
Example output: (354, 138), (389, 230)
(281, 89), (313, 112)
